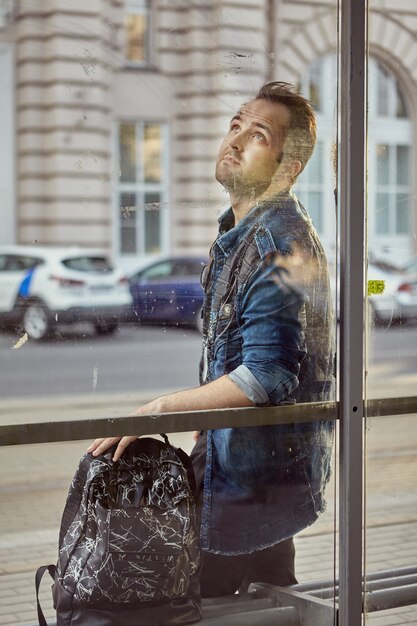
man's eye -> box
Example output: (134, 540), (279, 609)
(230, 124), (240, 132)
(253, 132), (266, 141)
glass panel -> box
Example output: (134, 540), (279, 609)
(0, 3), (341, 625)
(366, 4), (417, 625)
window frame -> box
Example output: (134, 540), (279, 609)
(113, 119), (170, 260)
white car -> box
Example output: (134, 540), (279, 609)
(394, 256), (417, 320)
(0, 245), (132, 340)
(329, 261), (414, 325)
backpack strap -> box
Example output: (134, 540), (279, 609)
(174, 446), (198, 498)
(35, 564), (56, 626)
(58, 453), (93, 547)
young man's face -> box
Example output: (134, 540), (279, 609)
(215, 98), (291, 197)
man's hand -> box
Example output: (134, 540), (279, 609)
(86, 376), (252, 462)
(87, 436), (139, 462)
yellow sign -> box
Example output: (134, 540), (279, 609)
(368, 280), (385, 295)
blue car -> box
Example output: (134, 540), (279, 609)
(129, 256), (207, 332)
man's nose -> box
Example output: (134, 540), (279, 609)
(230, 129), (247, 151)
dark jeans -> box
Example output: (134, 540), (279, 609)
(191, 432), (297, 598)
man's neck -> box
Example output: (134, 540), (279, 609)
(229, 184), (291, 225)
(229, 195), (257, 226)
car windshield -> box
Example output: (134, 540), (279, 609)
(62, 256), (113, 273)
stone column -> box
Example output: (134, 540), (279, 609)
(15, 0), (115, 249)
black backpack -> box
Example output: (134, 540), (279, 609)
(36, 436), (202, 626)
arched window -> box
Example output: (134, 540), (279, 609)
(295, 55), (413, 265)
(368, 61), (412, 261)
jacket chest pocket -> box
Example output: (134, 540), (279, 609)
(213, 318), (242, 374)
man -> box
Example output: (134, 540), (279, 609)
(88, 82), (334, 596)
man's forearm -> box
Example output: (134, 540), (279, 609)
(88, 375), (254, 460)
(137, 374), (253, 416)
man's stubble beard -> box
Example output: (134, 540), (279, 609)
(215, 166), (270, 199)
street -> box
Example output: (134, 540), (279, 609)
(1, 320), (417, 400)
(0, 323), (202, 399)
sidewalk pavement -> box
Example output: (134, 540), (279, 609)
(0, 384), (416, 626)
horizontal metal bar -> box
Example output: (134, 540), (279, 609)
(202, 597), (274, 618)
(365, 584), (417, 612)
(200, 606), (300, 626)
(292, 565), (417, 594)
(299, 574), (417, 600)
(1, 396), (417, 447)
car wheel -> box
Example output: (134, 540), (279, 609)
(195, 306), (203, 333)
(23, 301), (52, 341)
(94, 320), (118, 336)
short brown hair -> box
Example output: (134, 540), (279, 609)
(255, 81), (317, 174)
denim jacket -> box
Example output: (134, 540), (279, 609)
(199, 190), (335, 555)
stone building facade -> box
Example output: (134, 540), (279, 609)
(0, 0), (416, 267)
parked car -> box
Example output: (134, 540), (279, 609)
(367, 263), (407, 324)
(330, 259), (417, 325)
(129, 256), (207, 332)
(393, 256), (417, 320)
(0, 245), (132, 340)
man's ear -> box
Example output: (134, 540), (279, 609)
(280, 159), (302, 182)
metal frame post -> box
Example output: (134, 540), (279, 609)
(339, 0), (368, 624)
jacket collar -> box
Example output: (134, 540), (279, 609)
(214, 190), (293, 256)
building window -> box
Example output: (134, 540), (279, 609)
(297, 55), (413, 263)
(375, 144), (411, 235)
(295, 55), (338, 251)
(370, 61), (412, 246)
(125, 0), (152, 65)
(116, 121), (168, 256)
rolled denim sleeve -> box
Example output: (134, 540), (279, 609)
(229, 258), (306, 405)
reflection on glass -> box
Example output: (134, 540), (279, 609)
(120, 192), (137, 253)
(144, 124), (162, 183)
(119, 124), (136, 183)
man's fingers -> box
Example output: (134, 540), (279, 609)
(87, 436), (139, 461)
(192, 431), (200, 442)
(86, 438), (109, 453)
(112, 436), (139, 462)
(89, 437), (122, 457)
